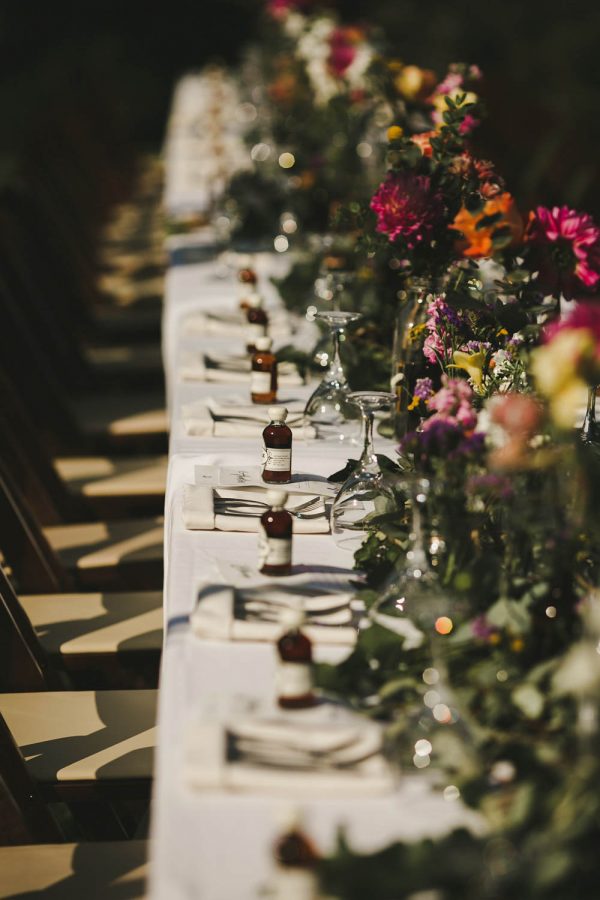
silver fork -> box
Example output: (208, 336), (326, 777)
(218, 507), (326, 520)
(215, 496), (323, 515)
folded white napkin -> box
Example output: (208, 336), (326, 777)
(184, 707), (391, 795)
(182, 484), (329, 533)
(182, 308), (294, 340)
(213, 559), (362, 593)
(181, 398), (316, 438)
(194, 465), (337, 497)
(190, 583), (356, 644)
(179, 352), (304, 386)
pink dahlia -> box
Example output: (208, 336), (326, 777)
(328, 27), (358, 77)
(526, 205), (600, 297)
(266, 0), (310, 18)
(370, 172), (444, 248)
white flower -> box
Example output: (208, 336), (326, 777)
(283, 12), (306, 38)
(478, 398), (507, 449)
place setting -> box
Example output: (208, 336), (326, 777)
(4, 3), (598, 899)
(181, 395), (316, 438)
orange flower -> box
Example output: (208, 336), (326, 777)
(451, 193), (524, 258)
(268, 72), (298, 106)
(410, 130), (437, 158)
(298, 169), (316, 190)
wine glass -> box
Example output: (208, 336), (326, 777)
(304, 310), (362, 442)
(371, 476), (474, 778)
(372, 475), (442, 624)
(313, 269), (354, 313)
(330, 391), (396, 550)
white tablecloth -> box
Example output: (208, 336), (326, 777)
(149, 72), (484, 900)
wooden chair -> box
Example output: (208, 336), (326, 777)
(0, 185), (165, 369)
(0, 215), (168, 456)
(0, 841), (148, 898)
(0, 565), (161, 690)
(0, 460), (163, 593)
(0, 692), (155, 842)
(0, 370), (166, 523)
(0, 576), (156, 840)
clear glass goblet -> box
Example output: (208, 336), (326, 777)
(330, 391), (396, 551)
(313, 269), (354, 312)
(372, 474), (441, 623)
(304, 310), (362, 442)
(370, 475), (474, 779)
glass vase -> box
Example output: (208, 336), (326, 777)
(390, 277), (443, 440)
(581, 385), (600, 445)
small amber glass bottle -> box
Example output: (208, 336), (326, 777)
(271, 809), (319, 898)
(262, 406), (292, 484)
(259, 489), (292, 577)
(276, 607), (316, 709)
(245, 293), (268, 352)
(238, 266), (257, 311)
(251, 337), (278, 404)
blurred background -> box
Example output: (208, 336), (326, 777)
(0, 0), (597, 212)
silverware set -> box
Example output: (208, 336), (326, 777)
(227, 732), (380, 771)
(214, 495), (326, 519)
(234, 592), (354, 626)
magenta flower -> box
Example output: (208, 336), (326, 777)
(436, 72), (464, 95)
(527, 205), (600, 297)
(370, 173), (444, 248)
(470, 615), (496, 640)
(423, 297), (465, 364)
(425, 376), (478, 432)
(458, 113), (479, 135)
(328, 28), (357, 77)
(414, 377), (434, 400)
(266, 0), (312, 17)
(423, 331), (447, 365)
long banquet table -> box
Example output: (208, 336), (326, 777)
(148, 71), (483, 900)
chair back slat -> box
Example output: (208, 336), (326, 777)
(0, 461), (70, 592)
(0, 714), (62, 843)
(0, 565), (61, 692)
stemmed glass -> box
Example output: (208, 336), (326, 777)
(371, 476), (474, 778)
(372, 475), (442, 624)
(330, 391), (396, 551)
(304, 310), (362, 441)
(313, 269), (354, 312)
(581, 385), (600, 446)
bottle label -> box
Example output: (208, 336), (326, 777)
(263, 447), (291, 472)
(258, 527), (292, 567)
(247, 322), (267, 342)
(271, 868), (318, 899)
(277, 662), (312, 699)
(251, 370), (273, 395)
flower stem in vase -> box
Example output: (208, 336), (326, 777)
(391, 277), (443, 440)
(581, 385), (599, 445)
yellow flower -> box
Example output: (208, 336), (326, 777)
(450, 349), (487, 388)
(386, 59), (404, 74)
(407, 395), (420, 411)
(387, 125), (403, 141)
(408, 322), (427, 342)
(531, 330), (593, 429)
(394, 65), (436, 100)
(511, 638), (525, 653)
